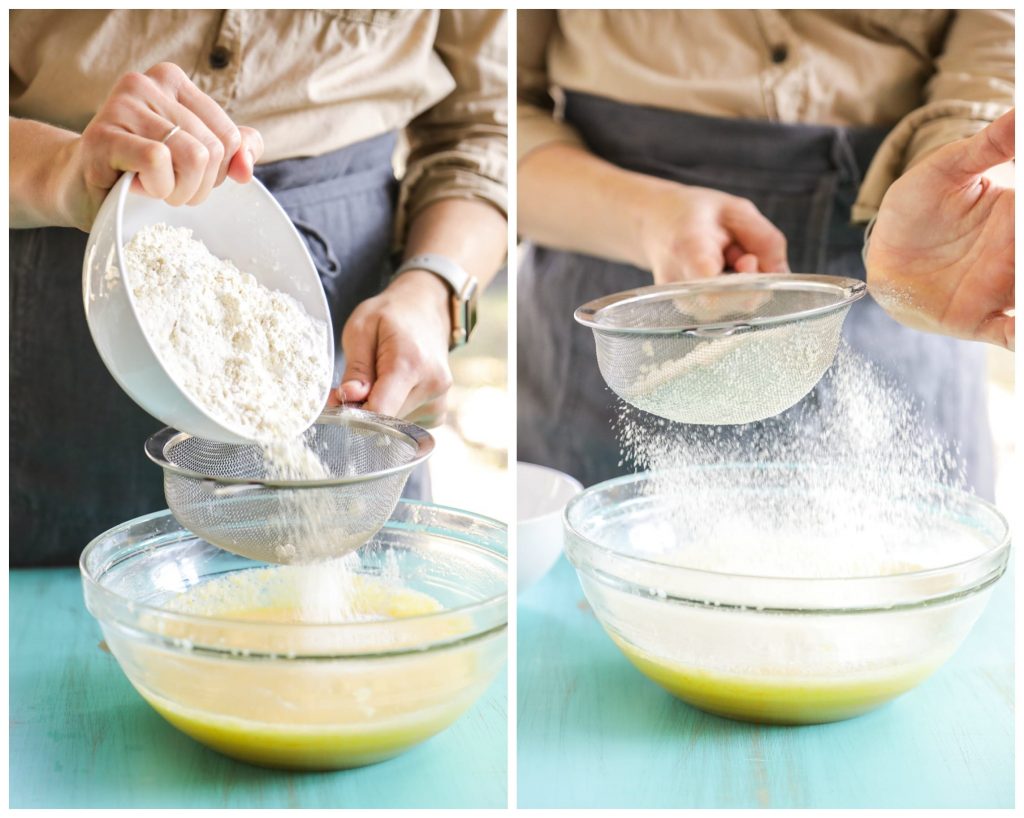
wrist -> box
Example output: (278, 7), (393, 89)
(386, 269), (452, 333)
(50, 136), (88, 229)
(626, 174), (685, 270)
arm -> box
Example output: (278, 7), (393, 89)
(516, 12), (787, 282)
(9, 63), (263, 232)
(334, 198), (506, 425)
(10, 117), (79, 229)
(854, 10), (1014, 222)
(520, 144), (788, 281)
(334, 10), (509, 425)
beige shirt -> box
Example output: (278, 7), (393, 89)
(518, 10), (1013, 222)
(10, 9), (508, 237)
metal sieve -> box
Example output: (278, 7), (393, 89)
(144, 407), (434, 564)
(574, 273), (867, 425)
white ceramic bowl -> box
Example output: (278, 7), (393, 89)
(517, 462), (583, 593)
(82, 172), (333, 443)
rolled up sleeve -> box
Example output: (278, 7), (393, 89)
(397, 10), (508, 242)
(517, 9), (586, 164)
(854, 9), (1014, 222)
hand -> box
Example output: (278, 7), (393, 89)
(330, 271), (454, 427)
(866, 109), (1015, 350)
(58, 62), (264, 230)
(637, 181), (790, 284)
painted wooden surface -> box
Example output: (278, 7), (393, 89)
(518, 555), (1013, 809)
(10, 568), (507, 809)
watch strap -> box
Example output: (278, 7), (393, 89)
(394, 254), (479, 349)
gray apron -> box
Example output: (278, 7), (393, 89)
(10, 130), (428, 567)
(518, 92), (994, 498)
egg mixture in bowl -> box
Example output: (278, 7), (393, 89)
(80, 502), (507, 770)
(564, 464), (1009, 725)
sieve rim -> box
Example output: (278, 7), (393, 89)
(573, 273), (867, 336)
(143, 406), (434, 487)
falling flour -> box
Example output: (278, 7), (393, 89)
(125, 224), (384, 623)
(612, 342), (977, 579)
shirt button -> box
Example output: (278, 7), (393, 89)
(770, 44), (788, 64)
(209, 45), (232, 70)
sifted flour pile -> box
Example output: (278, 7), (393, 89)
(125, 223), (331, 442)
(125, 224), (386, 623)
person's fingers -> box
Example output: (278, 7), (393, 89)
(726, 243), (775, 275)
(655, 242), (724, 283)
(160, 127), (209, 206)
(935, 108), (1015, 180)
(227, 127), (264, 183)
(105, 130), (175, 200)
(723, 244), (744, 271)
(976, 312), (1015, 351)
(117, 92), (210, 205)
(108, 104), (212, 203)
(365, 367), (418, 418)
(340, 312), (378, 403)
(145, 62), (241, 189)
(335, 379), (371, 405)
(721, 199), (790, 272)
(157, 103), (227, 204)
(732, 252), (761, 273)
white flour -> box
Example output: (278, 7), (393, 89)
(125, 223), (331, 442)
(613, 343), (975, 579)
(125, 224), (374, 622)
(617, 318), (834, 425)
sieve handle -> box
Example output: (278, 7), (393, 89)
(204, 480), (272, 498)
(687, 324), (750, 338)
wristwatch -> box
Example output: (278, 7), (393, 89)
(393, 254), (479, 349)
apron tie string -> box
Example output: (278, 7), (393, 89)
(292, 218), (342, 278)
(830, 128), (863, 190)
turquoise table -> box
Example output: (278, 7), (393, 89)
(518, 556), (1013, 809)
(10, 569), (507, 809)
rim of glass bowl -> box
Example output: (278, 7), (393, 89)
(563, 465), (1011, 614)
(573, 273), (866, 336)
(80, 501), (507, 659)
(144, 406), (435, 488)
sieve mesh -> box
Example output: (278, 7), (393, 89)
(575, 274), (866, 425)
(145, 409), (433, 564)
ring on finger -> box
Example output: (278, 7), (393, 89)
(161, 124), (181, 144)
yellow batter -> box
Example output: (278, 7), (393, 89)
(119, 568), (494, 770)
(612, 634), (944, 724)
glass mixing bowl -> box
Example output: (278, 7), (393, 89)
(80, 502), (507, 770)
(564, 466), (1010, 725)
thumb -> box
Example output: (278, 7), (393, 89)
(227, 127), (264, 183)
(977, 312), (1015, 352)
(339, 317), (377, 404)
(935, 108), (1015, 179)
